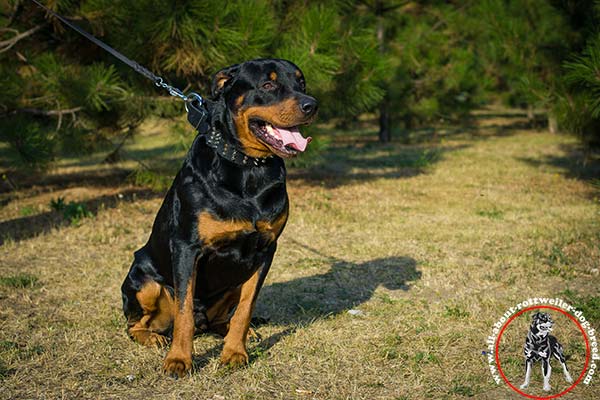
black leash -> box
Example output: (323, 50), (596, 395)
(29, 1), (272, 166)
(29, 0), (207, 128)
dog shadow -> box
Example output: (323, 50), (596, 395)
(191, 256), (420, 370)
(256, 256), (420, 324)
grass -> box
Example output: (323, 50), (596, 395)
(0, 114), (599, 399)
(0, 273), (39, 289)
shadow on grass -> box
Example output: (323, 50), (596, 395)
(190, 255), (420, 371)
(257, 255), (420, 325)
(287, 109), (542, 188)
(288, 141), (466, 188)
(0, 168), (133, 194)
(518, 144), (600, 183)
(0, 187), (159, 245)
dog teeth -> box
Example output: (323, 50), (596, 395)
(264, 124), (279, 139)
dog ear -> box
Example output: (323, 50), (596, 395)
(211, 64), (240, 98)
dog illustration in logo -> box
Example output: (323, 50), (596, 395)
(520, 312), (573, 391)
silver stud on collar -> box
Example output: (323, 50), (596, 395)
(203, 127), (271, 166)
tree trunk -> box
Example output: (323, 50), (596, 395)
(379, 96), (391, 143)
(376, 2), (391, 143)
(548, 113), (558, 134)
(526, 105), (535, 126)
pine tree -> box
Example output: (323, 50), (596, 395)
(347, 0), (408, 143)
(385, 2), (488, 133)
(551, 0), (600, 151)
(471, 0), (572, 123)
(0, 0), (386, 168)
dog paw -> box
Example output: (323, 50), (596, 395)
(220, 345), (248, 367)
(543, 384), (551, 392)
(519, 383), (529, 389)
(146, 333), (170, 348)
(565, 374), (573, 383)
(162, 355), (192, 379)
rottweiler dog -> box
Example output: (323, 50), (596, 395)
(121, 59), (317, 378)
(520, 312), (573, 391)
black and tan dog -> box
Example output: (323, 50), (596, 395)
(520, 312), (573, 391)
(121, 59), (317, 378)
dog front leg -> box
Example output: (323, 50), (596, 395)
(520, 360), (532, 389)
(220, 268), (260, 366)
(220, 249), (274, 367)
(163, 240), (198, 378)
(542, 360), (552, 391)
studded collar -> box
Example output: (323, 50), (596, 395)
(205, 127), (273, 167)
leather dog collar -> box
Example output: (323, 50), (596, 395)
(205, 127), (272, 167)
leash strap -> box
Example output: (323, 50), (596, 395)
(29, 0), (202, 106)
(27, 1), (267, 166)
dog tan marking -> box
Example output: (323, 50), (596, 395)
(295, 69), (302, 78)
(220, 269), (261, 366)
(233, 98), (309, 158)
(256, 205), (288, 243)
(269, 71), (277, 81)
(163, 271), (196, 378)
(235, 94), (245, 108)
(214, 71), (231, 92)
(199, 210), (287, 246)
(127, 281), (174, 348)
(198, 212), (254, 247)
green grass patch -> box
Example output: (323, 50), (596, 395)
(379, 333), (403, 360)
(50, 197), (94, 225)
(127, 168), (173, 192)
(0, 273), (39, 288)
(444, 305), (470, 318)
(449, 382), (475, 397)
(475, 207), (504, 220)
(413, 351), (440, 364)
(0, 341), (18, 351)
(19, 205), (36, 217)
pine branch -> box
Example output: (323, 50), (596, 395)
(5, 107), (83, 117)
(0, 24), (48, 53)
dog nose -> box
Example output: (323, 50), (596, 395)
(300, 97), (318, 116)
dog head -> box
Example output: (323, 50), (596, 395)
(531, 312), (554, 337)
(210, 58), (317, 159)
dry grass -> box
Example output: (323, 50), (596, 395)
(1, 115), (599, 399)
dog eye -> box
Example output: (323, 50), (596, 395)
(298, 79), (306, 91)
(262, 82), (276, 90)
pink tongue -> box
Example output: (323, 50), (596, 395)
(272, 126), (312, 152)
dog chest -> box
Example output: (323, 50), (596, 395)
(197, 209), (287, 249)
